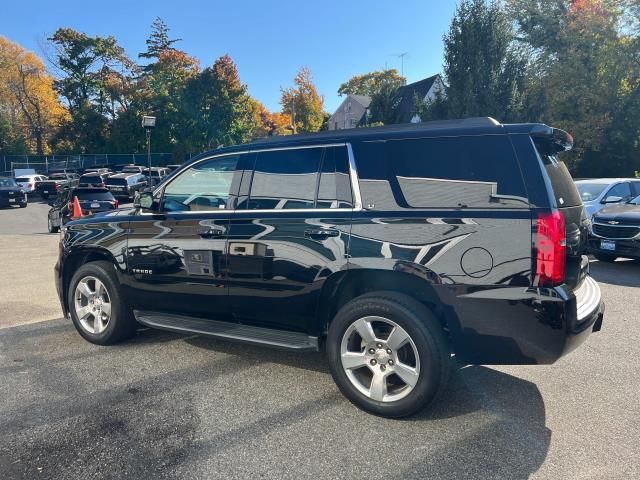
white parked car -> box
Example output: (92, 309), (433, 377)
(15, 174), (48, 194)
(575, 178), (640, 217)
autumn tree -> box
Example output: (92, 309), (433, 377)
(180, 54), (256, 152)
(0, 36), (67, 154)
(338, 69), (406, 97)
(508, 0), (640, 176)
(280, 67), (324, 133)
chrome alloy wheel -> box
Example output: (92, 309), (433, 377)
(340, 316), (420, 402)
(73, 276), (112, 334)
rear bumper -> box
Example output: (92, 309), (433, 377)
(446, 274), (604, 365)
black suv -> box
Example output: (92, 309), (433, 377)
(105, 173), (147, 200)
(55, 118), (604, 417)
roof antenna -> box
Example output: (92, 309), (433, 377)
(392, 52), (409, 76)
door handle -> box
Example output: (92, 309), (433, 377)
(199, 229), (224, 239)
(304, 228), (339, 239)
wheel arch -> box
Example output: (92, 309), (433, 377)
(61, 247), (120, 314)
(315, 267), (449, 338)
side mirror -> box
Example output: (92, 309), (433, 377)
(134, 191), (155, 210)
(602, 195), (623, 204)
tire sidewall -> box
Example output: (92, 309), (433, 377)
(67, 262), (127, 344)
(327, 294), (445, 417)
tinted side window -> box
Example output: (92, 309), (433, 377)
(606, 182), (631, 200)
(387, 135), (528, 209)
(247, 148), (322, 210)
(317, 146), (353, 209)
(163, 155), (240, 212)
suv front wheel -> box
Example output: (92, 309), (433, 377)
(68, 261), (137, 345)
(326, 291), (450, 418)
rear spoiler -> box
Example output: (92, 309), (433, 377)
(529, 124), (573, 152)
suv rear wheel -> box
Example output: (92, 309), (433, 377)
(68, 261), (137, 345)
(326, 291), (450, 418)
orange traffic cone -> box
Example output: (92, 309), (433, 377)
(71, 195), (83, 219)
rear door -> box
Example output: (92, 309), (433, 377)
(226, 145), (353, 335)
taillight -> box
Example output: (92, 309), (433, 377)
(536, 210), (566, 287)
(54, 184), (59, 189)
(99, 183), (105, 187)
(114, 200), (119, 209)
(28, 183), (33, 188)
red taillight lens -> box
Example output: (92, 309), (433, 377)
(114, 200), (119, 209)
(99, 183), (105, 187)
(54, 184), (59, 189)
(28, 183), (33, 188)
(536, 210), (566, 287)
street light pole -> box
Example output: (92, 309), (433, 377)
(141, 115), (156, 186)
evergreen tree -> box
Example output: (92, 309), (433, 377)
(139, 17), (181, 60)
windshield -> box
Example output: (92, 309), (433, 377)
(15, 177), (31, 183)
(575, 182), (608, 202)
(122, 167), (140, 173)
(107, 178), (128, 186)
(80, 175), (102, 183)
(0, 178), (18, 187)
(74, 190), (115, 201)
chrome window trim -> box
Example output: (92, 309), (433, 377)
(138, 142), (364, 216)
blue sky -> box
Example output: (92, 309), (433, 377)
(1, 0), (458, 113)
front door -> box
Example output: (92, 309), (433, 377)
(227, 145), (354, 335)
(122, 153), (244, 321)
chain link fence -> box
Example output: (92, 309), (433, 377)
(1, 153), (175, 176)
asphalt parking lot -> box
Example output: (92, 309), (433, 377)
(0, 198), (639, 479)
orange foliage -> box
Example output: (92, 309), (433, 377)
(0, 36), (68, 153)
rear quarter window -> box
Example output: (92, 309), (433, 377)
(356, 135), (528, 210)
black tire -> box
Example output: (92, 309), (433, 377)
(47, 216), (59, 233)
(326, 291), (450, 418)
(594, 253), (617, 262)
(67, 261), (137, 345)
(19, 202), (27, 208)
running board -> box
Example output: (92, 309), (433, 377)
(134, 310), (319, 351)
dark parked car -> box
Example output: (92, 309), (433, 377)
(0, 177), (27, 208)
(47, 187), (118, 233)
(55, 118), (604, 418)
(36, 173), (79, 199)
(105, 173), (147, 200)
(78, 172), (111, 188)
(587, 193), (640, 261)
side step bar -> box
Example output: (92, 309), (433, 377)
(134, 310), (320, 352)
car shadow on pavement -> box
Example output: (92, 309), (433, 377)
(589, 258), (640, 288)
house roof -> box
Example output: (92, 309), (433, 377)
(395, 74), (440, 122)
(349, 94), (372, 108)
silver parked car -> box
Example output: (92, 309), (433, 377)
(575, 178), (640, 217)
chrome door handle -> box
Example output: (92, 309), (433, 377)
(304, 228), (339, 239)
